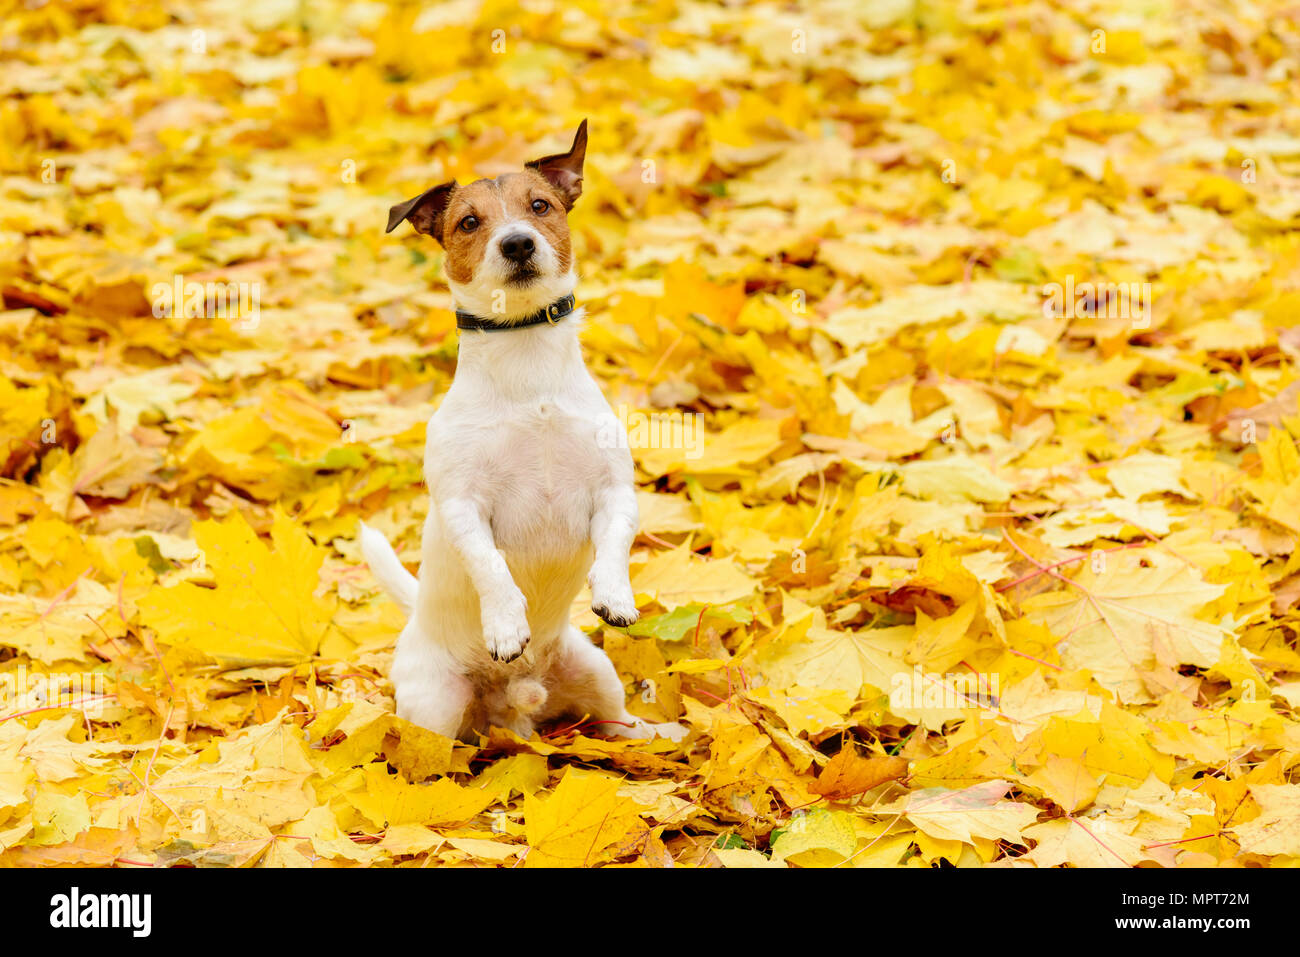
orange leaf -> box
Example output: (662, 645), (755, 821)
(810, 750), (909, 800)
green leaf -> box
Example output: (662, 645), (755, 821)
(133, 535), (172, 575)
(628, 601), (753, 641)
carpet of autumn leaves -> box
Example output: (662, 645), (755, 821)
(3, 0), (1300, 868)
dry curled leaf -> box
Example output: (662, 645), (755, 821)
(810, 750), (909, 801)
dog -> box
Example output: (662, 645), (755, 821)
(360, 120), (685, 743)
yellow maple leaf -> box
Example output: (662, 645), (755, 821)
(1022, 552), (1227, 702)
(347, 765), (496, 828)
(523, 768), (644, 867)
(887, 780), (1038, 846)
(630, 541), (759, 609)
(138, 509), (335, 666)
(1234, 784), (1300, 856)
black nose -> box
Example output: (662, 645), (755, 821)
(500, 233), (535, 263)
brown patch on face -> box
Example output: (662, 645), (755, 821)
(439, 181), (492, 284)
(512, 170), (573, 273)
(438, 170), (573, 284)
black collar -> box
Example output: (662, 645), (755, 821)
(455, 294), (576, 332)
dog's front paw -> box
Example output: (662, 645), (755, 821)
(486, 619), (530, 661)
(592, 595), (639, 628)
(591, 577), (639, 628)
(483, 596), (531, 662)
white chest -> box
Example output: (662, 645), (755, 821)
(482, 398), (609, 551)
(424, 315), (626, 558)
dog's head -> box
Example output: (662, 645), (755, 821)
(386, 120), (587, 320)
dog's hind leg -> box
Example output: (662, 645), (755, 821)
(391, 619), (474, 738)
(548, 625), (686, 741)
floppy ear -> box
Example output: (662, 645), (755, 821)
(386, 181), (456, 242)
(525, 119), (587, 210)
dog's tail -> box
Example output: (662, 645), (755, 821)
(505, 677), (548, 716)
(358, 522), (418, 617)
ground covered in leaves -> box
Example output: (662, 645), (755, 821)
(3, 0), (1300, 867)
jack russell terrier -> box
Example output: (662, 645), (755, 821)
(360, 120), (685, 743)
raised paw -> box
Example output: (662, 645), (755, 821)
(483, 592), (530, 661)
(592, 598), (639, 628)
(590, 577), (639, 627)
(484, 615), (530, 662)
(589, 564), (639, 628)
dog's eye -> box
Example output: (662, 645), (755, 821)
(531, 199), (549, 215)
(458, 215), (479, 232)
